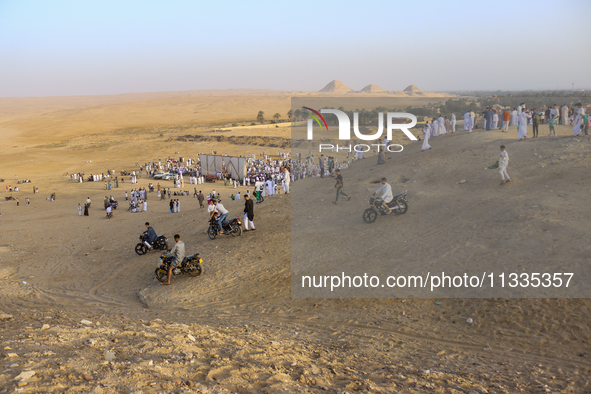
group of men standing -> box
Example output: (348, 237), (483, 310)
(421, 114), (456, 151)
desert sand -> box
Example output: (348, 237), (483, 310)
(0, 90), (590, 393)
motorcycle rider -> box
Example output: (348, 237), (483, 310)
(163, 234), (185, 285)
(143, 222), (157, 250)
(209, 199), (229, 234)
(373, 177), (393, 214)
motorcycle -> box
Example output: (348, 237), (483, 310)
(155, 253), (204, 283)
(135, 233), (168, 255)
(105, 200), (118, 210)
(207, 216), (242, 239)
(362, 190), (408, 224)
(106, 210), (113, 219)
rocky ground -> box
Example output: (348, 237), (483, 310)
(1, 306), (588, 394)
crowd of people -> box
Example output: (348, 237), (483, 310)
(65, 150), (295, 224)
(288, 153), (352, 179)
(420, 102), (588, 151)
(421, 114), (457, 151)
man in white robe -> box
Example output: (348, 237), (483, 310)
(518, 110), (529, 140)
(511, 108), (518, 126)
(561, 104), (569, 125)
(498, 145), (511, 185)
(572, 103), (584, 136)
(283, 168), (290, 194)
(265, 179), (274, 197)
(431, 118), (439, 137)
(438, 115), (446, 135)
(471, 110), (477, 130)
(451, 113), (456, 132)
(464, 111), (472, 132)
(421, 122), (431, 151)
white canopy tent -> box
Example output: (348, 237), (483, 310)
(200, 155), (247, 179)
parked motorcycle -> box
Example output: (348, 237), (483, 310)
(155, 253), (204, 283)
(207, 216), (242, 239)
(135, 233), (168, 255)
(362, 190), (408, 223)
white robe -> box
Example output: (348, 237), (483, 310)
(518, 112), (529, 139)
(572, 108), (583, 135)
(561, 106), (569, 125)
(421, 125), (431, 150)
(451, 114), (456, 131)
(438, 117), (446, 135)
(573, 116), (581, 135)
(511, 110), (518, 125)
(431, 121), (439, 137)
(265, 180), (274, 196)
(464, 113), (472, 132)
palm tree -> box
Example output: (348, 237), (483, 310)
(257, 111), (265, 124)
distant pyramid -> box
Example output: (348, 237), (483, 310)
(319, 80), (352, 93)
(403, 84), (423, 93)
(360, 84), (386, 93)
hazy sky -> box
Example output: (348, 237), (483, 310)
(1, 0), (590, 97)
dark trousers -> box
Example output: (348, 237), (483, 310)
(335, 187), (348, 201)
(533, 123), (539, 137)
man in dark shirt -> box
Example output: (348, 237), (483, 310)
(144, 222), (157, 250)
(243, 195), (255, 231)
(197, 191), (205, 208)
(319, 154), (325, 178)
(333, 169), (350, 204)
(532, 108), (539, 138)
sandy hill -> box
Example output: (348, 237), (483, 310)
(404, 84), (423, 93)
(318, 80), (352, 93)
(0, 93), (589, 392)
(360, 84), (386, 93)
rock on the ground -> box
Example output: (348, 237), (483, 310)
(14, 370), (35, 381)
